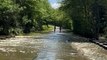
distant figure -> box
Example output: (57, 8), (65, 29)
(59, 26), (62, 32)
(54, 26), (56, 32)
(59, 23), (62, 32)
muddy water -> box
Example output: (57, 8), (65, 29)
(0, 28), (88, 60)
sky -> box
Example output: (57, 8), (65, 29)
(48, 0), (61, 9)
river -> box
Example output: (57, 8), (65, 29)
(0, 27), (88, 60)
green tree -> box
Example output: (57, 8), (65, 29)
(61, 0), (107, 39)
(14, 0), (53, 32)
(0, 0), (21, 35)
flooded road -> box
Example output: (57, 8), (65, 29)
(0, 28), (88, 60)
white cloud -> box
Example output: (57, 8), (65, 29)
(51, 3), (61, 9)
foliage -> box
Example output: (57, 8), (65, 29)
(49, 9), (72, 29)
(0, 0), (21, 35)
(61, 0), (107, 39)
(0, 0), (55, 35)
(0, 0), (72, 36)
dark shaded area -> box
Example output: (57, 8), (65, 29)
(60, 0), (107, 40)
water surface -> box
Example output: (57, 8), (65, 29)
(0, 28), (87, 60)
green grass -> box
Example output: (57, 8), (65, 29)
(42, 25), (54, 32)
(17, 25), (54, 36)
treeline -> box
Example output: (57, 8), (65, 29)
(0, 0), (53, 35)
(0, 0), (72, 35)
(50, 9), (72, 29)
(61, 0), (107, 39)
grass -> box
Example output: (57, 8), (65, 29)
(42, 25), (54, 32)
(17, 25), (54, 36)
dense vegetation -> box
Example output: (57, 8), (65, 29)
(61, 0), (107, 39)
(0, 0), (51, 35)
(0, 0), (72, 35)
(1, 0), (107, 40)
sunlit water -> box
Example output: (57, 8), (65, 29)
(0, 27), (87, 60)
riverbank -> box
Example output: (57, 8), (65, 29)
(90, 36), (107, 49)
(0, 25), (54, 39)
(70, 34), (107, 60)
(17, 25), (54, 36)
